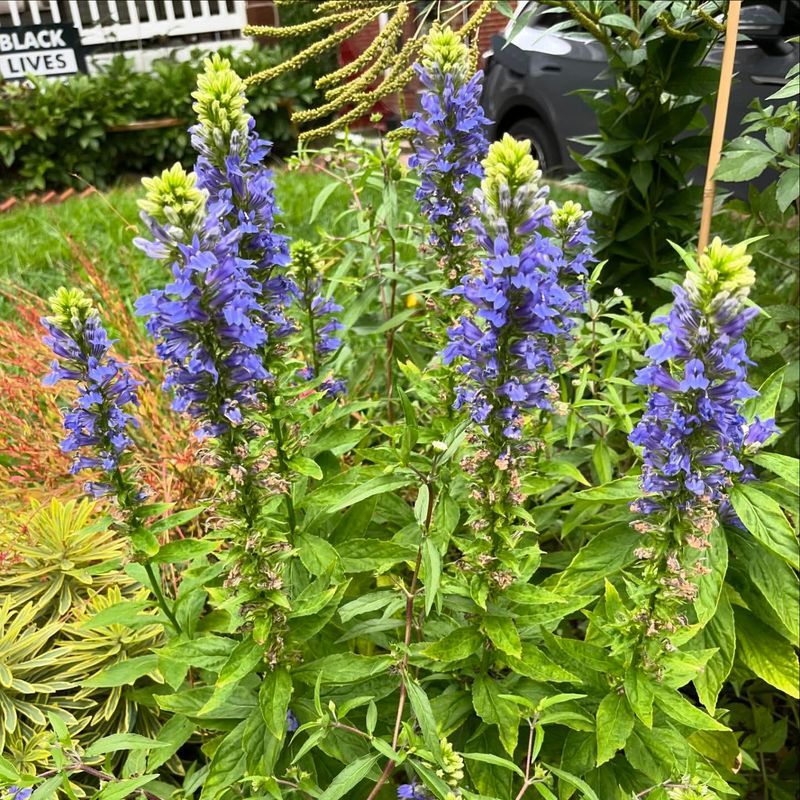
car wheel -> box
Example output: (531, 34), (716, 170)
(506, 117), (561, 174)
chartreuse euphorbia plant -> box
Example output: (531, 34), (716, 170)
(7, 24), (796, 800)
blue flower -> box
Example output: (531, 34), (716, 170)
(629, 240), (771, 515)
(286, 709), (299, 733)
(443, 139), (592, 446)
(42, 288), (139, 499)
(397, 782), (434, 800)
(135, 229), (269, 438)
(403, 25), (489, 267)
(6, 787), (32, 800)
(630, 240), (775, 513)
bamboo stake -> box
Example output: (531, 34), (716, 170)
(698, 0), (741, 252)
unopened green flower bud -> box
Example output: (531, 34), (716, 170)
(422, 24), (471, 82)
(192, 53), (250, 143)
(685, 237), (754, 308)
(47, 286), (94, 329)
(479, 134), (547, 235)
(139, 162), (207, 232)
(552, 199), (587, 237)
(439, 739), (464, 787)
(291, 239), (319, 283)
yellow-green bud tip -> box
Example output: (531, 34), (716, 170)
(422, 24), (470, 79)
(552, 200), (585, 230)
(481, 133), (541, 214)
(686, 237), (755, 305)
(47, 286), (94, 328)
(139, 162), (206, 229)
(192, 53), (250, 140)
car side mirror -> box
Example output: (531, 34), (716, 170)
(739, 4), (792, 55)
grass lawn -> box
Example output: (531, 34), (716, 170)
(0, 167), (352, 317)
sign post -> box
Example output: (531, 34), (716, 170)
(0, 23), (86, 80)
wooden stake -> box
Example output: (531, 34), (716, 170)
(698, 0), (742, 252)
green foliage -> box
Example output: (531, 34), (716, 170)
(1, 42), (798, 800)
(520, 1), (724, 294)
(0, 500), (164, 761)
(717, 59), (800, 214)
(0, 44), (322, 195)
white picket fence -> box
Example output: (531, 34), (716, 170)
(0, 0), (249, 69)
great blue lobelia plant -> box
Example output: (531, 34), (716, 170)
(6, 24), (798, 800)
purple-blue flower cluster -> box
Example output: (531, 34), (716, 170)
(403, 25), (489, 262)
(5, 787), (32, 800)
(291, 239), (346, 397)
(397, 782), (433, 800)
(42, 288), (139, 498)
(629, 239), (776, 516)
(442, 140), (592, 445)
(135, 56), (314, 435)
(135, 226), (270, 438)
(191, 113), (295, 343)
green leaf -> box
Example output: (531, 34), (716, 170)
(84, 734), (169, 758)
(595, 691), (634, 766)
(84, 655), (158, 688)
(753, 452), (800, 487)
(309, 179), (341, 224)
(0, 754), (20, 782)
(288, 456), (323, 480)
(545, 764), (600, 800)
(293, 653), (392, 684)
(776, 167), (799, 212)
(147, 715), (195, 772)
(735, 607), (800, 698)
(506, 642), (578, 683)
(148, 506), (207, 535)
(424, 627), (483, 663)
(729, 483), (799, 569)
(693, 523), (727, 627)
(217, 636), (263, 688)
(651, 684), (728, 730)
(624, 668), (654, 728)
(31, 777), (61, 800)
(716, 138), (774, 182)
(576, 476), (640, 502)
(483, 616), (522, 659)
(406, 679), (441, 759)
(422, 537), (441, 616)
(472, 673), (520, 756)
(318, 754), (380, 800)
(201, 721), (246, 799)
(691, 591), (735, 714)
(81, 599), (153, 629)
(743, 366), (786, 422)
(337, 538), (417, 573)
(130, 527), (160, 557)
(461, 752), (524, 778)
(599, 13), (638, 32)
(326, 473), (415, 513)
(259, 665), (293, 740)
(151, 538), (217, 563)
(96, 775), (158, 800)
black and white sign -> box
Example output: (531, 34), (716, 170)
(0, 23), (86, 80)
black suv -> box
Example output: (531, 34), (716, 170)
(481, 1), (799, 173)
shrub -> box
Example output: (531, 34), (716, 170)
(0, 44), (322, 195)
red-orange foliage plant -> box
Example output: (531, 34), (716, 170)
(0, 239), (211, 524)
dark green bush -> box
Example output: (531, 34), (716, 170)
(0, 44), (321, 195)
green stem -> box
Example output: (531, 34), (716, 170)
(266, 393), (297, 538)
(143, 561), (182, 633)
